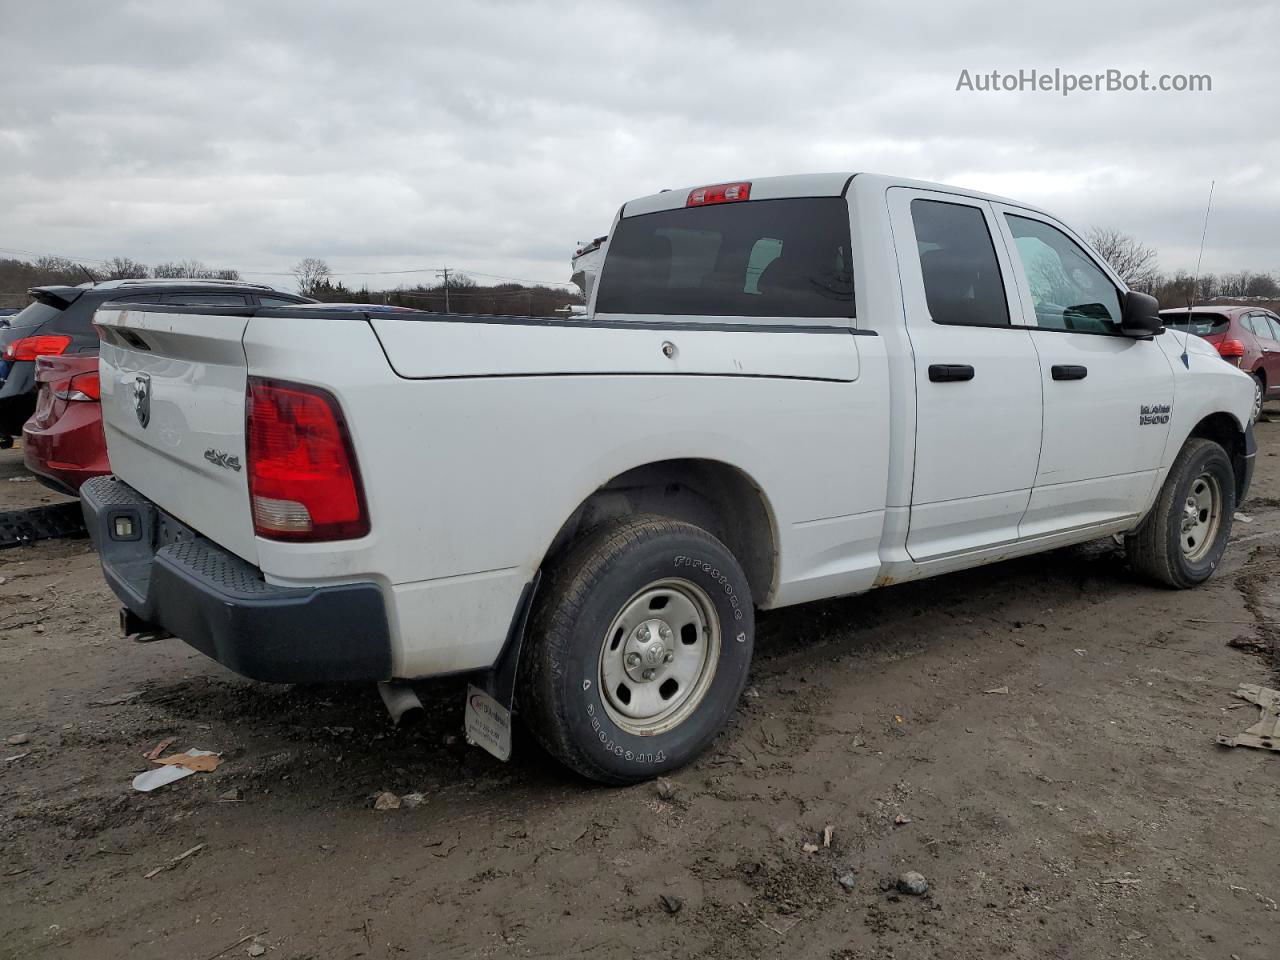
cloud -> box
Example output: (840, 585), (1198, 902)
(2, 0), (1277, 290)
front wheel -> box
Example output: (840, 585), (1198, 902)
(1126, 437), (1235, 588)
(520, 515), (755, 784)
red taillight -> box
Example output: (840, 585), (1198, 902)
(3, 335), (72, 362)
(246, 378), (369, 542)
(53, 372), (100, 402)
(687, 181), (751, 206)
(1216, 338), (1246, 358)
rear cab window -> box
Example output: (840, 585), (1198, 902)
(595, 197), (853, 319)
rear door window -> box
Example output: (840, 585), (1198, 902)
(909, 199), (1009, 327)
(595, 197), (853, 318)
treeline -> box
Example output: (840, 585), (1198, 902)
(306, 275), (583, 316)
(1143, 270), (1279, 307)
(0, 256), (239, 306)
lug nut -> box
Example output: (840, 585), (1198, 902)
(659, 625), (671, 638)
(638, 626), (650, 641)
(642, 668), (656, 681)
(663, 652), (674, 663)
(626, 652), (641, 667)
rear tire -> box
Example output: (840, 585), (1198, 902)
(1251, 373), (1265, 424)
(1126, 438), (1235, 588)
(520, 515), (754, 784)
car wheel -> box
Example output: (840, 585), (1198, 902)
(520, 514), (754, 784)
(1126, 437), (1235, 588)
(1251, 374), (1265, 424)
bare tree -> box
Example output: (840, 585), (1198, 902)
(1085, 227), (1160, 291)
(102, 257), (149, 280)
(292, 258), (331, 296)
(151, 259), (238, 280)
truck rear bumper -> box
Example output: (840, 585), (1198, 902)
(80, 475), (392, 683)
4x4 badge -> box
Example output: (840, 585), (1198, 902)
(204, 449), (242, 472)
(132, 374), (151, 428)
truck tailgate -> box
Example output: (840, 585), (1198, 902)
(95, 305), (258, 563)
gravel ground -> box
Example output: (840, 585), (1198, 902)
(1, 424), (1278, 960)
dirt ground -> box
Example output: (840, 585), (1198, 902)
(2, 426), (1279, 960)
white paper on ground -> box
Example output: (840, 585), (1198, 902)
(132, 749), (219, 792)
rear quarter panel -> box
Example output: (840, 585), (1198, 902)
(245, 315), (891, 677)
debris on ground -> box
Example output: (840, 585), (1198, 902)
(658, 893), (683, 914)
(897, 871), (929, 895)
(132, 749), (221, 792)
(1216, 683), (1280, 753)
(836, 870), (858, 891)
(894, 814), (913, 826)
(373, 791), (401, 810)
(1074, 649), (1088, 656)
(654, 777), (675, 801)
(1101, 876), (1141, 886)
(401, 792), (426, 809)
(143, 843), (206, 879)
(801, 842), (820, 854)
(822, 824), (834, 847)
(1228, 635), (1270, 654)
(144, 736), (176, 760)
(247, 944), (266, 957)
(1234, 512), (1254, 523)
(984, 686), (1009, 695)
(4, 752), (30, 764)
(218, 788), (244, 802)
(90, 690), (143, 707)
(6, 733), (30, 745)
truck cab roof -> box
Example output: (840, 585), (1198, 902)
(621, 172), (1050, 219)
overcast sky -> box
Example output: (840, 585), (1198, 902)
(2, 0), (1277, 292)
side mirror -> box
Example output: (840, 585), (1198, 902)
(1120, 290), (1164, 338)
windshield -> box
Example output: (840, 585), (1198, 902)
(1162, 313), (1229, 336)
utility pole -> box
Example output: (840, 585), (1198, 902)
(435, 267), (451, 313)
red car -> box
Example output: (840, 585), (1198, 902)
(22, 354), (109, 494)
(1161, 305), (1280, 423)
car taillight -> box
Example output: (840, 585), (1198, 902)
(53, 372), (100, 402)
(1216, 338), (1246, 359)
(246, 377), (369, 542)
(687, 181), (751, 206)
(3, 335), (72, 362)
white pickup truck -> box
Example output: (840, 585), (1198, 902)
(82, 173), (1255, 783)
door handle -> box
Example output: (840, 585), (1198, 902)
(1051, 364), (1088, 381)
(928, 364), (975, 383)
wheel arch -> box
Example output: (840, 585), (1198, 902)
(1187, 411), (1252, 503)
(539, 458), (779, 606)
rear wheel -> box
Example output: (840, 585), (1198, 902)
(1126, 438), (1235, 588)
(520, 515), (754, 784)
(1251, 373), (1265, 424)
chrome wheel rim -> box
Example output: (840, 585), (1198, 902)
(1180, 472), (1222, 563)
(1253, 378), (1264, 423)
(598, 578), (720, 736)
